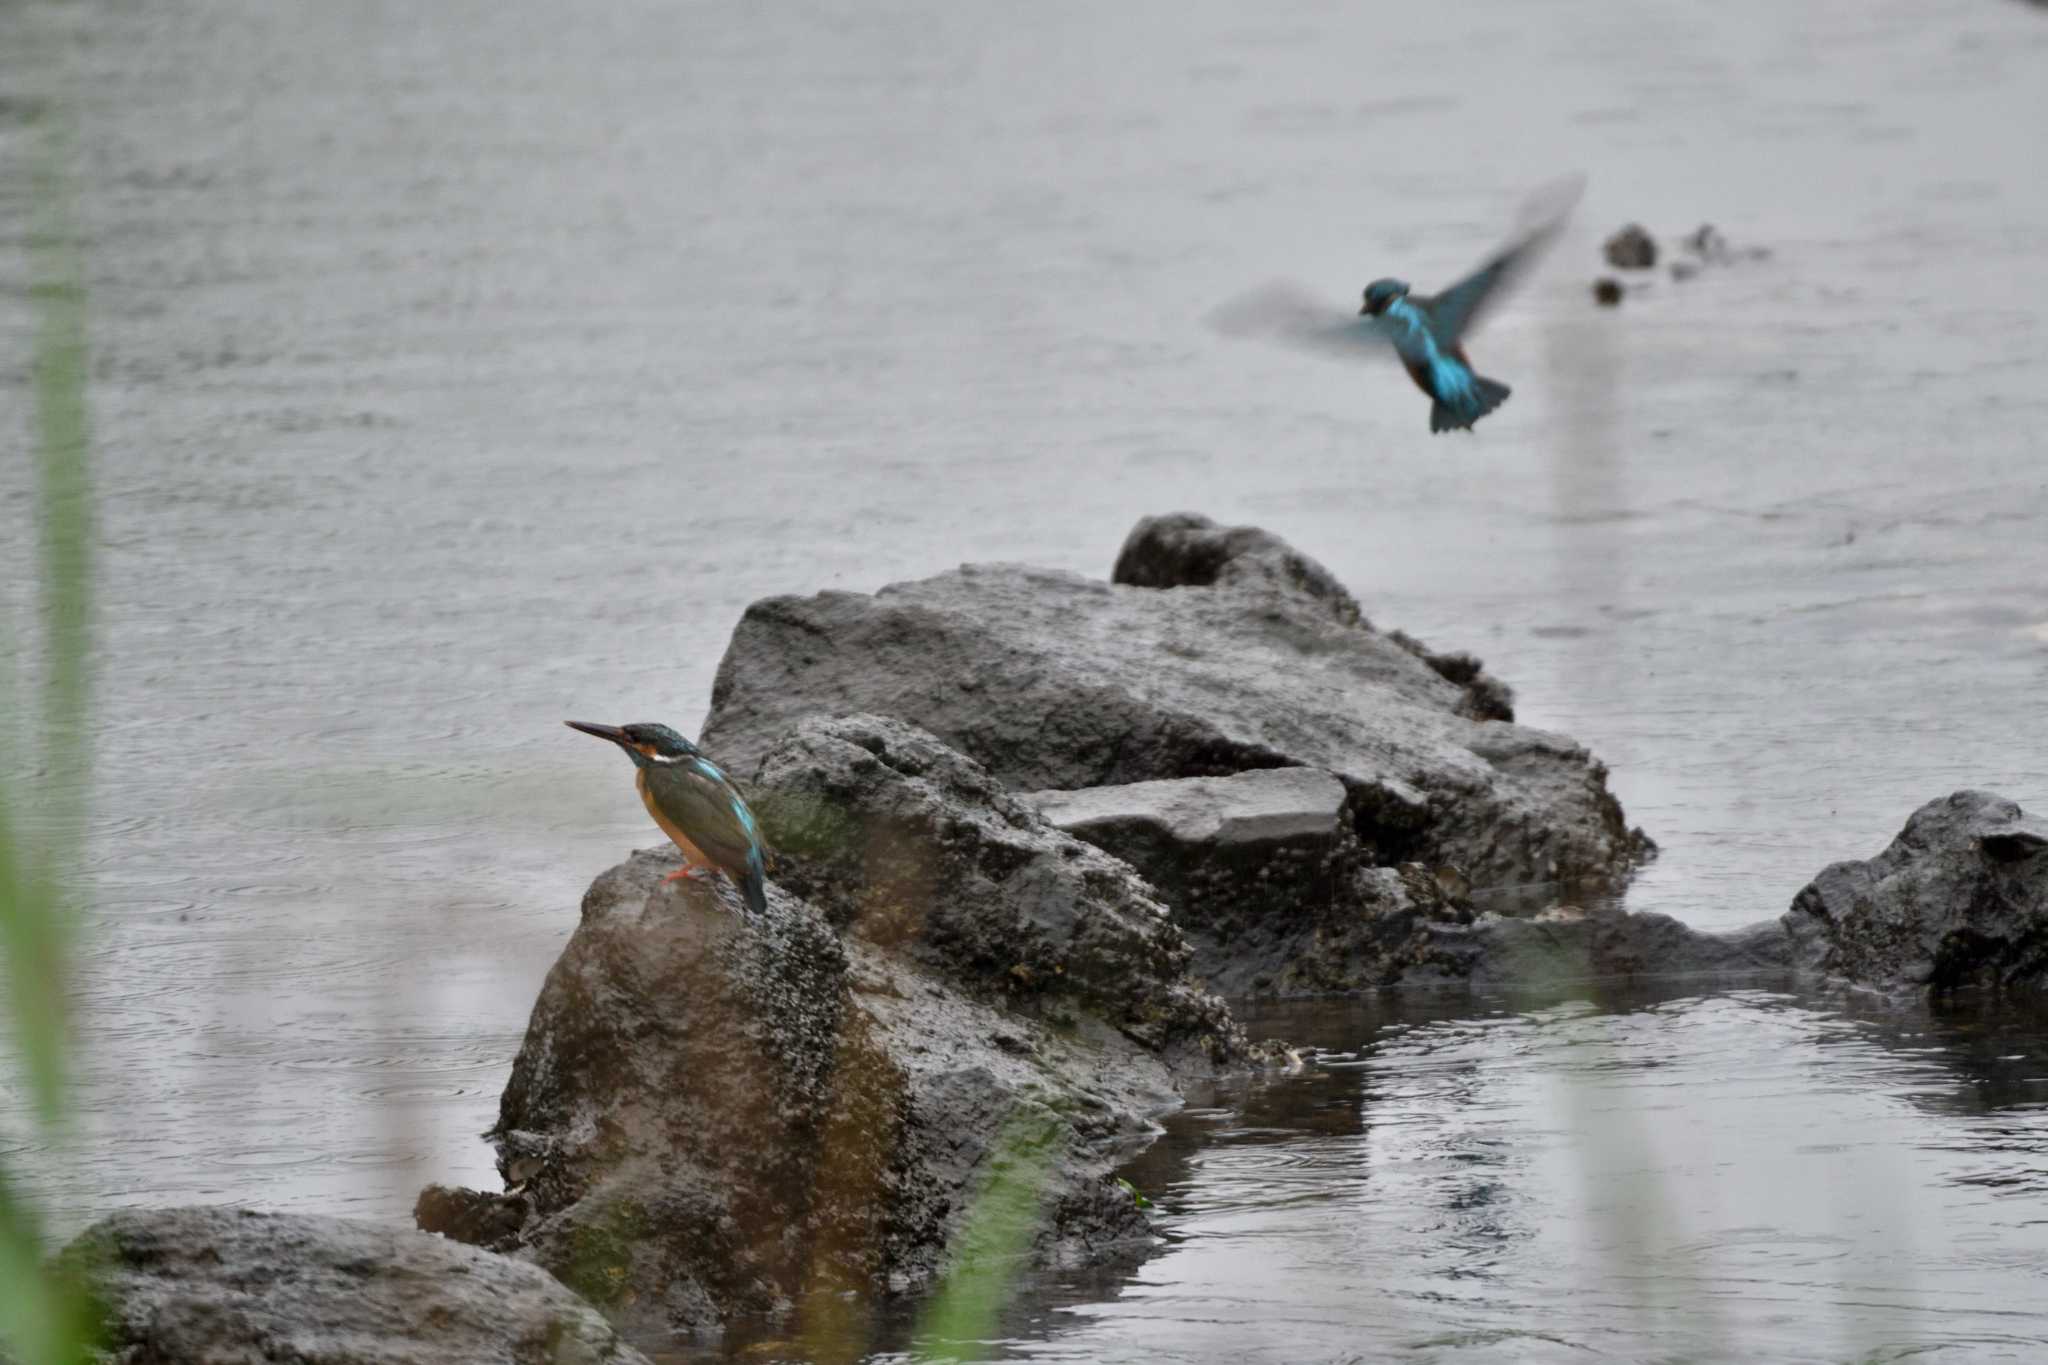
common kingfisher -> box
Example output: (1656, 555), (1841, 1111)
(566, 721), (769, 915)
(1209, 175), (1585, 433)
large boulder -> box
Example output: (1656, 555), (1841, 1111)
(1782, 790), (2048, 993)
(699, 515), (1649, 994)
(56, 1206), (650, 1365)
(749, 713), (1241, 1060)
(423, 721), (1243, 1341)
(701, 524), (1646, 896)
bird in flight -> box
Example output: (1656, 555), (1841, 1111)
(1209, 175), (1585, 433)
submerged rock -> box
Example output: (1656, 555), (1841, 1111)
(425, 723), (1241, 1341)
(1680, 222), (1769, 265)
(1783, 790), (2048, 993)
(58, 1205), (649, 1365)
(1426, 904), (1794, 986)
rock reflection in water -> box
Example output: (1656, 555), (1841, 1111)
(958, 985), (2048, 1365)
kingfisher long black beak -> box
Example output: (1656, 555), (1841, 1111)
(565, 720), (629, 746)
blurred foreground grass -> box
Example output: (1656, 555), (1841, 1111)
(1, 93), (100, 1365)
(910, 1114), (1058, 1363)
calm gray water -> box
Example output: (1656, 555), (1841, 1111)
(2, 0), (2046, 1359)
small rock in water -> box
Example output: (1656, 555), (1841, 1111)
(1603, 223), (1658, 269)
(1782, 790), (2048, 993)
(58, 1206), (651, 1365)
(1669, 260), (1701, 281)
(1683, 222), (1729, 261)
(1681, 222), (1771, 265)
(1592, 277), (1625, 306)
(415, 1183), (527, 1249)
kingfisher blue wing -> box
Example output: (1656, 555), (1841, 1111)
(1206, 280), (1402, 361)
(1418, 174), (1585, 345)
(644, 757), (770, 914)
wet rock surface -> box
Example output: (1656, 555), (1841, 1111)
(698, 515), (1652, 996)
(1782, 790), (2048, 993)
(703, 516), (1646, 898)
(1029, 767), (1349, 851)
(424, 735), (1241, 1340)
(58, 1206), (651, 1365)
(751, 713), (1241, 1060)
(1026, 768), (1362, 994)
(459, 864), (860, 1339)
(1424, 905), (1794, 987)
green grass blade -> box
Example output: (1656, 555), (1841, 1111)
(913, 1114), (1058, 1362)
(0, 70), (98, 1365)
(3, 94), (92, 1129)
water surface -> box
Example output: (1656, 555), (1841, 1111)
(1, 0), (2046, 1358)
(1028, 987), (2048, 1364)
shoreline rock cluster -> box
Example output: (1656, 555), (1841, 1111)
(55, 515), (2045, 1359)
(414, 709), (1246, 1339)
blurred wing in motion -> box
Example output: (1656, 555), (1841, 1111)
(1422, 173), (1586, 345)
(1206, 280), (1399, 364)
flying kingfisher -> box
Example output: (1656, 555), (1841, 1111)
(1209, 175), (1585, 433)
(566, 720), (769, 915)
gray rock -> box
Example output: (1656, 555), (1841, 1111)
(1024, 762), (1788, 996)
(1382, 630), (1516, 723)
(1422, 904), (1795, 987)
(702, 528), (1647, 897)
(1110, 513), (1514, 720)
(1110, 511), (1364, 626)
(56, 1205), (649, 1365)
(749, 713), (1242, 1061)
(1026, 768), (1372, 994)
(426, 724), (1242, 1340)
(1029, 767), (1348, 850)
(464, 864), (857, 1339)
(417, 1182), (532, 1248)
(1603, 223), (1658, 269)
(1782, 790), (2048, 993)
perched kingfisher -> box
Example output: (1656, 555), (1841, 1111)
(1209, 175), (1585, 433)
(566, 720), (769, 915)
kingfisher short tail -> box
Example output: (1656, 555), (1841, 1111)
(1431, 375), (1511, 433)
(739, 856), (768, 915)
